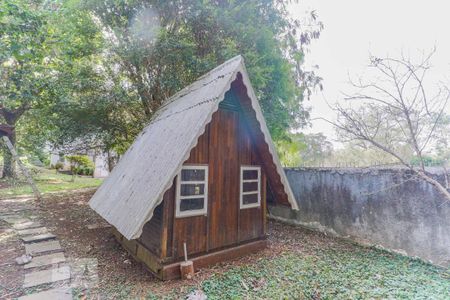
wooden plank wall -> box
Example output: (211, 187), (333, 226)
(138, 81), (282, 262)
(138, 203), (163, 256)
(208, 109), (240, 250)
(238, 112), (265, 242)
(231, 75), (291, 206)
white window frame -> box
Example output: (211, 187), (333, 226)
(240, 165), (261, 209)
(175, 165), (208, 218)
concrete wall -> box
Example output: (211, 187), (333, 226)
(270, 168), (450, 267)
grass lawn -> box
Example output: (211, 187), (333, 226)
(0, 167), (103, 198)
(197, 245), (450, 300)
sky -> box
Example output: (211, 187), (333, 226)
(289, 1), (450, 145)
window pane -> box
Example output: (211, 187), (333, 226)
(243, 182), (258, 192)
(180, 184), (205, 196)
(180, 198), (204, 212)
(243, 193), (258, 205)
(243, 170), (258, 180)
(181, 169), (205, 181)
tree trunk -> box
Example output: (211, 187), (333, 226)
(2, 129), (16, 178)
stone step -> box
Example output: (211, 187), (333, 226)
(25, 240), (62, 256)
(14, 221), (42, 230)
(17, 227), (48, 236)
(23, 266), (71, 288)
(18, 287), (72, 300)
(24, 252), (66, 269)
(0, 216), (30, 225)
(22, 233), (56, 243)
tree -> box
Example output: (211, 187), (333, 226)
(0, 0), (50, 177)
(330, 50), (450, 202)
(2, 0), (324, 169)
(2, 0), (117, 166)
(276, 132), (333, 167)
(298, 133), (333, 166)
(78, 0), (323, 145)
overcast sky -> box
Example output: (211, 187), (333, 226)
(290, 1), (450, 144)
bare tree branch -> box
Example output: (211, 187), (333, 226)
(327, 50), (450, 203)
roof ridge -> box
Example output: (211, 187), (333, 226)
(159, 55), (242, 106)
(150, 55), (242, 122)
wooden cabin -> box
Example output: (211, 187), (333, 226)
(89, 56), (298, 280)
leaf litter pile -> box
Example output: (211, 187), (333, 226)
(22, 190), (450, 299)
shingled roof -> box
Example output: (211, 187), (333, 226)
(89, 55), (298, 240)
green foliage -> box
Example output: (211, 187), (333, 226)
(276, 137), (304, 167)
(2, 0), (324, 165)
(66, 155), (93, 168)
(53, 162), (64, 170)
(0, 0), (49, 117)
(66, 155), (94, 175)
(328, 142), (415, 167)
(411, 155), (445, 167)
(200, 248), (450, 299)
(75, 0), (323, 147)
(277, 132), (334, 167)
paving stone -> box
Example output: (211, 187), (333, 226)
(13, 221), (42, 230)
(18, 287), (72, 300)
(17, 227), (48, 236)
(2, 197), (33, 203)
(25, 240), (62, 255)
(22, 233), (56, 243)
(87, 223), (111, 230)
(24, 253), (66, 269)
(23, 266), (71, 288)
(0, 216), (30, 224)
(0, 213), (20, 218)
(70, 258), (98, 289)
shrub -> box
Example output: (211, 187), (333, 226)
(66, 155), (94, 168)
(66, 155), (94, 176)
(54, 162), (64, 170)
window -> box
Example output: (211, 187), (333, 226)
(240, 166), (261, 209)
(176, 165), (208, 217)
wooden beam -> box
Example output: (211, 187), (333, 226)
(113, 228), (163, 276)
(161, 239), (267, 280)
(262, 171), (267, 235)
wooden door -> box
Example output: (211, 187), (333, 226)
(208, 109), (239, 250)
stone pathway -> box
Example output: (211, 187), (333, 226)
(0, 211), (72, 299)
(0, 197), (99, 299)
(17, 288), (72, 300)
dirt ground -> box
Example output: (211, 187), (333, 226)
(32, 190), (346, 298)
(2, 190), (448, 299)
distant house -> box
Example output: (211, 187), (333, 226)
(89, 56), (298, 279)
(50, 148), (111, 178)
